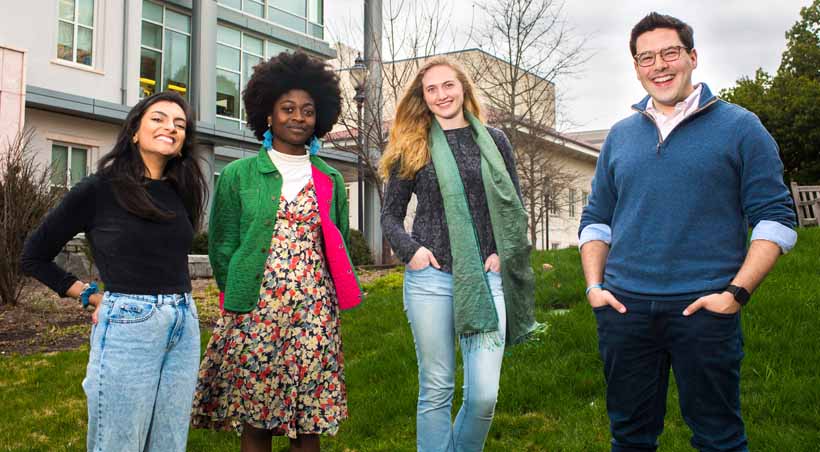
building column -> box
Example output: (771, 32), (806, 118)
(122, 0), (142, 107)
(193, 0), (217, 124)
(0, 46), (26, 148)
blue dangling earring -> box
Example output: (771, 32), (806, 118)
(262, 128), (273, 149)
(308, 136), (321, 156)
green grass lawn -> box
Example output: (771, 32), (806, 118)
(2, 228), (819, 451)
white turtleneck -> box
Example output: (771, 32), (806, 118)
(267, 148), (312, 202)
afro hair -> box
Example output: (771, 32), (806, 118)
(242, 50), (342, 141)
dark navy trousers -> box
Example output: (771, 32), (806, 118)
(594, 295), (748, 452)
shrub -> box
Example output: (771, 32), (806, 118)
(0, 131), (63, 305)
(348, 229), (373, 266)
(190, 231), (209, 255)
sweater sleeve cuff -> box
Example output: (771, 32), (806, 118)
(579, 223), (612, 249)
(56, 276), (80, 298)
(751, 220), (797, 254)
(396, 241), (423, 264)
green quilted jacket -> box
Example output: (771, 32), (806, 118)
(208, 148), (360, 312)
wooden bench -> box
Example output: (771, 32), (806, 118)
(790, 182), (820, 227)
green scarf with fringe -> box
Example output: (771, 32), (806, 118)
(428, 112), (539, 349)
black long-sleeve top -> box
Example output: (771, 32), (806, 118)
(381, 126), (522, 273)
(21, 174), (194, 297)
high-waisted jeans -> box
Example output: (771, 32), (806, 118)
(82, 292), (200, 452)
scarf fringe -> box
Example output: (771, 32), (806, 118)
(459, 329), (505, 352)
(510, 321), (547, 347)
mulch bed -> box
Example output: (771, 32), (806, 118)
(0, 279), (219, 356)
(0, 268), (400, 356)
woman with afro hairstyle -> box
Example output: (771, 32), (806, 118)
(191, 51), (362, 451)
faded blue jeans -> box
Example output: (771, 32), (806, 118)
(403, 266), (506, 452)
(82, 292), (200, 452)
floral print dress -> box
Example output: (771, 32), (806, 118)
(191, 180), (347, 438)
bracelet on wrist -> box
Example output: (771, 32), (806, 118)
(79, 282), (99, 309)
(585, 283), (604, 296)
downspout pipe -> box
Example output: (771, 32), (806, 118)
(121, 0), (129, 105)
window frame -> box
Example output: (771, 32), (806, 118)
(215, 25), (290, 129)
(50, 142), (90, 189)
(139, 0), (192, 99)
(56, 0), (96, 67)
(217, 0), (324, 40)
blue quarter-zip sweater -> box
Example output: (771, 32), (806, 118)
(579, 84), (796, 300)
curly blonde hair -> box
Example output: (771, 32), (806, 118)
(379, 57), (483, 180)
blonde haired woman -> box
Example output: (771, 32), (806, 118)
(380, 57), (538, 451)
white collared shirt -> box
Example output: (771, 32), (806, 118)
(645, 84), (702, 140)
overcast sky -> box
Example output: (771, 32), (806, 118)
(326, 0), (811, 131)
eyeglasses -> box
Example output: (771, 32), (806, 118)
(633, 46), (690, 67)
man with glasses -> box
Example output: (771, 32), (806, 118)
(579, 12), (796, 452)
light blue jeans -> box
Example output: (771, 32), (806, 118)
(82, 292), (200, 452)
(403, 266), (507, 452)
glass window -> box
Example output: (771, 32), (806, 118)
(141, 21), (162, 49)
(50, 145), (68, 186)
(217, 27), (288, 128)
(59, 0), (75, 20)
(165, 9), (190, 33)
(216, 70), (240, 118)
(308, 0), (322, 24)
(244, 35), (264, 56)
(57, 0), (94, 66)
(216, 0), (324, 38)
(275, 0), (306, 16)
(140, 48), (161, 97)
(57, 22), (74, 61)
(77, 0), (94, 26)
(582, 191), (589, 207)
(70, 148), (88, 186)
(142, 0), (163, 22)
(243, 53), (263, 85)
(76, 26), (93, 65)
(217, 45), (241, 71)
(268, 6), (306, 33)
(139, 1), (191, 99)
(51, 144), (87, 188)
(164, 30), (190, 96)
(569, 189), (577, 217)
(217, 26), (241, 47)
(243, 0), (264, 17)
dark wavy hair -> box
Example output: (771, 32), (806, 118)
(97, 91), (207, 230)
(630, 12), (694, 56)
(243, 50), (342, 142)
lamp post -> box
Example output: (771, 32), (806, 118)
(350, 53), (368, 235)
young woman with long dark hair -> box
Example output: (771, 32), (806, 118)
(22, 91), (207, 452)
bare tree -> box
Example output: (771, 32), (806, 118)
(325, 0), (454, 204)
(513, 132), (581, 246)
(463, 0), (588, 246)
(0, 130), (62, 305)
